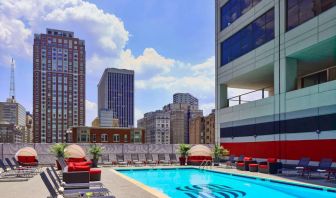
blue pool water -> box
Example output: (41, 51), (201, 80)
(118, 168), (336, 198)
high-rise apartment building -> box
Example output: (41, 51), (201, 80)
(216, 1), (336, 162)
(33, 28), (86, 143)
(173, 93), (199, 107)
(98, 68), (134, 128)
(189, 110), (215, 144)
(138, 110), (170, 144)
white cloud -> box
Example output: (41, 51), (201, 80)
(134, 107), (144, 127)
(0, 0), (128, 65)
(85, 99), (97, 126)
(200, 103), (215, 115)
(135, 56), (215, 98)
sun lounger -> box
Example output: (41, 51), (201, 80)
(158, 154), (170, 165)
(5, 158), (37, 174)
(0, 159), (30, 178)
(41, 171), (112, 198)
(100, 154), (112, 167)
(304, 158), (333, 179)
(225, 155), (235, 168)
(145, 154), (157, 166)
(43, 170), (110, 197)
(116, 154), (128, 166)
(131, 154), (144, 166)
(50, 166), (104, 189)
(169, 154), (178, 165)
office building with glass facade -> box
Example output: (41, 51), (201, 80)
(216, 0), (336, 163)
(33, 29), (86, 143)
(98, 68), (134, 128)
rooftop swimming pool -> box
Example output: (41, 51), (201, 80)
(118, 168), (336, 198)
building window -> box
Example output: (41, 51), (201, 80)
(220, 0), (262, 31)
(221, 8), (274, 66)
(92, 134), (96, 142)
(113, 134), (120, 142)
(124, 134), (128, 142)
(101, 134), (108, 142)
(286, 0), (336, 31)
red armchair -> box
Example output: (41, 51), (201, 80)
(258, 158), (282, 174)
(236, 157), (256, 171)
(66, 160), (100, 181)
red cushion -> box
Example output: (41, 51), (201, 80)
(188, 156), (212, 162)
(249, 164), (258, 167)
(89, 169), (101, 174)
(73, 162), (90, 166)
(243, 157), (252, 161)
(267, 158), (277, 163)
(236, 162), (244, 167)
(67, 157), (86, 163)
(74, 165), (90, 171)
(68, 162), (75, 171)
(18, 156), (36, 163)
(259, 164), (268, 169)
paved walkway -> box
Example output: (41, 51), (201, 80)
(0, 166), (334, 198)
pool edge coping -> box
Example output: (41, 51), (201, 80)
(110, 169), (170, 198)
(113, 166), (336, 193)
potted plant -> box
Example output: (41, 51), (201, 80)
(49, 143), (67, 170)
(178, 144), (190, 166)
(89, 144), (103, 168)
(213, 144), (229, 166)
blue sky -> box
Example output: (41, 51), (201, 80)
(0, 0), (216, 125)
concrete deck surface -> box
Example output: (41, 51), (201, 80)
(0, 166), (334, 198)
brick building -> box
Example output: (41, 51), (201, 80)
(67, 126), (145, 144)
(33, 28), (86, 143)
(189, 110), (215, 144)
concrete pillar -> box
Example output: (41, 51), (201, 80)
(219, 84), (228, 108)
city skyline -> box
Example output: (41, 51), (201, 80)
(0, 0), (219, 126)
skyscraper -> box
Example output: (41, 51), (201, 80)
(98, 68), (134, 127)
(33, 28), (86, 143)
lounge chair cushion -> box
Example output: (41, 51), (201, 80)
(243, 157), (252, 161)
(68, 162), (90, 172)
(73, 161), (91, 166)
(89, 169), (101, 175)
(267, 158), (277, 163)
(17, 156), (38, 166)
(89, 169), (101, 181)
(249, 163), (258, 167)
(259, 164), (268, 169)
(236, 162), (244, 167)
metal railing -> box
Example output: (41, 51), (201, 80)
(227, 86), (272, 106)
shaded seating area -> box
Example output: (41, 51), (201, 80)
(187, 145), (212, 165)
(15, 147), (39, 167)
(63, 144), (102, 182)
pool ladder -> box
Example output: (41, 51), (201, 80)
(199, 160), (212, 169)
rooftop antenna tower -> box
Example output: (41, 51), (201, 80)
(9, 58), (15, 100)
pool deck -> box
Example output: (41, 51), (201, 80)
(0, 165), (335, 198)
